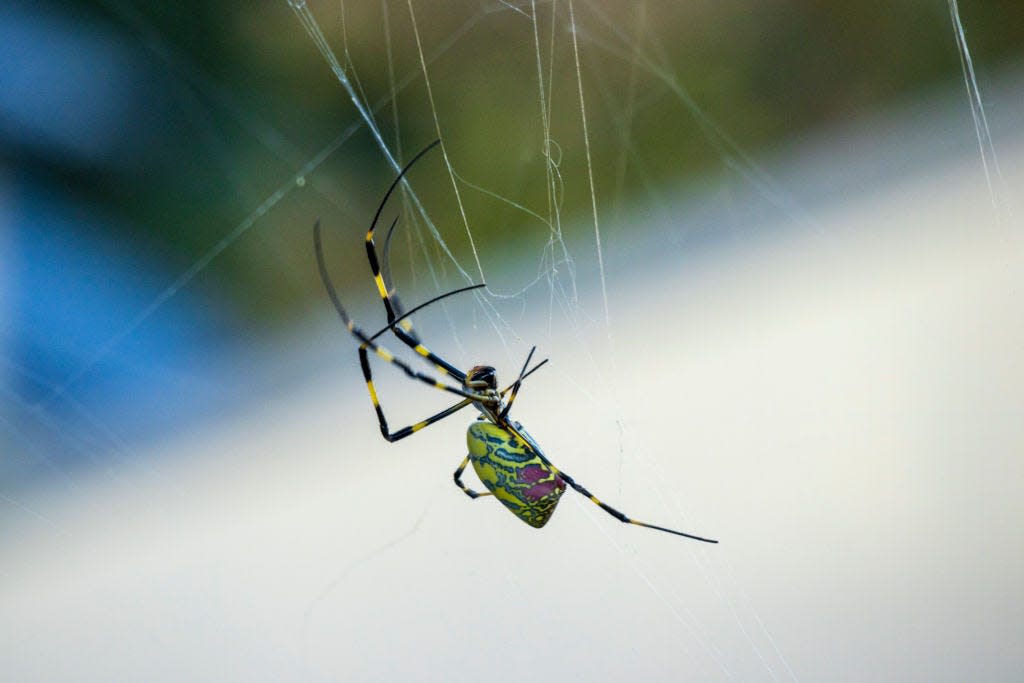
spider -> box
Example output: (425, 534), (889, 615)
(314, 140), (717, 543)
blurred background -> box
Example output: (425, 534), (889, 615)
(2, 1), (1022, 681)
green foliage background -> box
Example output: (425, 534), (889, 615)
(58, 1), (1024, 325)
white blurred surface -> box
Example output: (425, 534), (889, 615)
(3, 124), (1023, 682)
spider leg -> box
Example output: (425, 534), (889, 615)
(359, 346), (475, 442)
(367, 283), (487, 344)
(452, 455), (493, 499)
(361, 140), (472, 380)
(499, 346), (536, 420)
(315, 221), (490, 409)
(366, 218), (469, 380)
(379, 215), (421, 344)
(377, 217), (474, 359)
(504, 424), (718, 543)
(555, 467), (718, 543)
(499, 357), (549, 397)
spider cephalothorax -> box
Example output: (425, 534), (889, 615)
(313, 139), (717, 543)
(465, 365), (502, 417)
(465, 365), (498, 391)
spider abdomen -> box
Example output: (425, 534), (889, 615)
(467, 422), (566, 528)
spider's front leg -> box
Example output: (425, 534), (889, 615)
(356, 346), (479, 442)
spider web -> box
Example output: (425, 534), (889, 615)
(1, 1), (1018, 681)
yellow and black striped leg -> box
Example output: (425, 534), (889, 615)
(385, 287), (420, 342)
(499, 346), (540, 420)
(352, 139), (467, 380)
(359, 140), (481, 381)
(355, 340), (486, 403)
(555, 467), (717, 543)
(358, 346), (475, 442)
(317, 216), (491, 442)
(366, 282), (487, 346)
(501, 424), (717, 543)
(378, 215), (423, 341)
(315, 152), (472, 391)
(452, 455), (492, 499)
(365, 226), (468, 379)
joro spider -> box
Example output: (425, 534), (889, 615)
(314, 140), (717, 543)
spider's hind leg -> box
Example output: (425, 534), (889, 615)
(553, 466), (717, 543)
(502, 425), (718, 543)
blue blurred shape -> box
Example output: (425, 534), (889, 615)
(2, 183), (234, 481)
(0, 2), (145, 165)
(0, 2), (241, 484)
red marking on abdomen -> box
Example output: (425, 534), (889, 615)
(522, 472), (566, 502)
(518, 464), (548, 484)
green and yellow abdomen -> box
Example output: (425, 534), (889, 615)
(467, 421), (566, 528)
